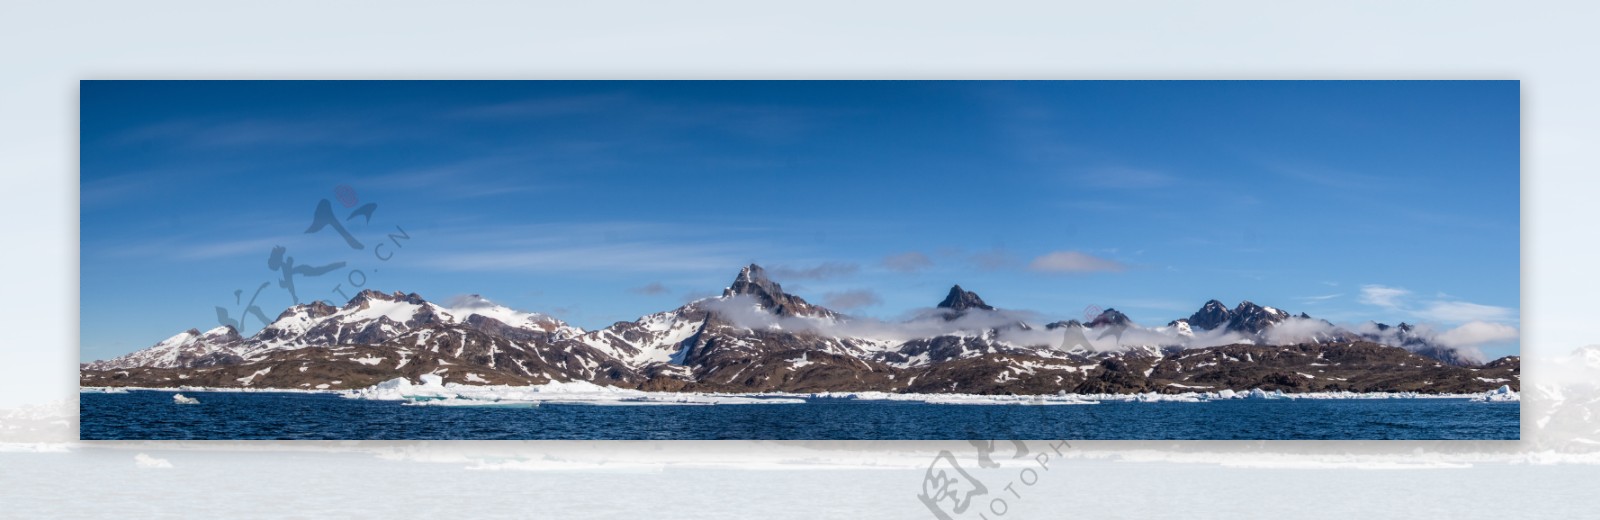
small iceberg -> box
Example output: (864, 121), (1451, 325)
(172, 393), (200, 405)
(1471, 384), (1520, 402)
(80, 387), (129, 394)
(1245, 388), (1288, 400)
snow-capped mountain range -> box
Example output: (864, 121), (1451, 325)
(81, 264), (1519, 394)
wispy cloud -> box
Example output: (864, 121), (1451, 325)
(1027, 251), (1127, 273)
(970, 249), (1016, 271)
(1434, 321), (1519, 348)
(822, 289), (883, 310)
(630, 282), (670, 295)
(359, 155), (546, 200)
(406, 220), (784, 276)
(1416, 301), (1516, 323)
(1359, 284), (1410, 308)
(881, 251), (934, 273)
(767, 262), (860, 281)
(1256, 160), (1384, 190)
(109, 117), (410, 149)
(447, 93), (631, 119)
(1077, 167), (1177, 189)
(1295, 293), (1344, 304)
(1359, 284), (1516, 325)
(418, 242), (746, 274)
(95, 226), (332, 262)
(452, 94), (830, 144)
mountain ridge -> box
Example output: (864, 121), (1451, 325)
(82, 264), (1519, 395)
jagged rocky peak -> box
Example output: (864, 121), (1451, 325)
(349, 289), (427, 306)
(1188, 299), (1232, 330)
(1371, 321), (1416, 334)
(276, 301), (339, 321)
(721, 263), (830, 318)
(1227, 300), (1291, 334)
(937, 285), (995, 312)
(725, 264), (783, 298)
(1088, 308), (1131, 328)
(1045, 319), (1084, 330)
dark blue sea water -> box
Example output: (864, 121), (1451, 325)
(78, 391), (1519, 440)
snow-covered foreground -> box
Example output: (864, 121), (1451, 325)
(332, 376), (1519, 407)
(4, 445), (1592, 520)
(79, 379), (1520, 407)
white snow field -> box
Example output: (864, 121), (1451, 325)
(333, 376), (1519, 407)
(345, 376), (807, 406)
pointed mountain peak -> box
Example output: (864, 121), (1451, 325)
(724, 263), (785, 299)
(1226, 300), (1290, 333)
(1231, 300), (1287, 317)
(1188, 299), (1233, 330)
(736, 263), (768, 283)
(937, 285), (994, 311)
(1088, 308), (1130, 328)
(719, 264), (832, 318)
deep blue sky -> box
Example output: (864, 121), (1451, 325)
(80, 81), (1520, 361)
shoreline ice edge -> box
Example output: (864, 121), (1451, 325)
(81, 376), (1520, 406)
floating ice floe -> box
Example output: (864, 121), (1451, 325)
(347, 377), (807, 406)
(171, 394), (199, 405)
(78, 387), (128, 394)
(813, 388), (1509, 404)
(921, 395), (1097, 405)
(1246, 388), (1287, 399)
(808, 391), (1098, 405)
(403, 398), (540, 408)
(346, 379), (1526, 407)
(1470, 384), (1520, 402)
